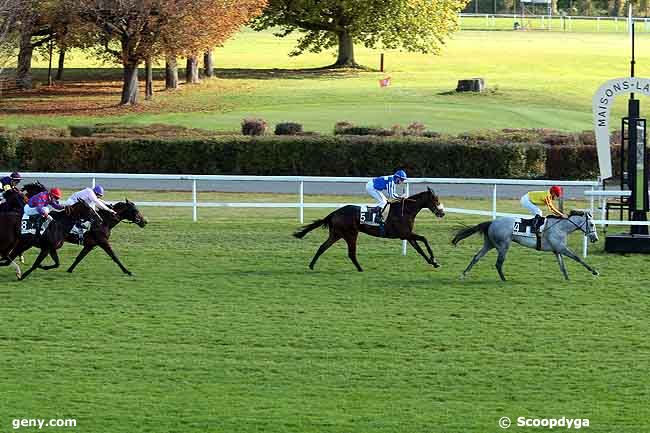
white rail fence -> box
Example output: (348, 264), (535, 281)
(19, 172), (615, 256)
(459, 12), (650, 32)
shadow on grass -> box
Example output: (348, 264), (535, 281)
(24, 66), (370, 83)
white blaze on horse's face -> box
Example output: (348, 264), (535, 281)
(586, 213), (599, 243)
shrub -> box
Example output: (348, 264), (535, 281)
(334, 121), (354, 135)
(69, 125), (96, 137)
(404, 122), (426, 136)
(0, 132), (18, 166)
(241, 118), (267, 136)
(274, 122), (303, 136)
(334, 125), (394, 136)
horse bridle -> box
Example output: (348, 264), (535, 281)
(546, 213), (595, 236)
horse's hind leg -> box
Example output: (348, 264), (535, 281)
(555, 253), (570, 280)
(309, 232), (341, 270)
(495, 245), (510, 282)
(461, 238), (492, 279)
(560, 247), (599, 276)
(343, 232), (363, 272)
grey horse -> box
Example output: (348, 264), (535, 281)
(452, 210), (599, 281)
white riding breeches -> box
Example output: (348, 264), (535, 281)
(366, 181), (387, 208)
(520, 194), (542, 216)
(23, 204), (49, 217)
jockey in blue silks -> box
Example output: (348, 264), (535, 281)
(365, 169), (407, 223)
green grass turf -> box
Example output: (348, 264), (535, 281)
(1, 194), (649, 433)
(1, 29), (648, 134)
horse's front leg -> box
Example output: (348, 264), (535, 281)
(560, 247), (599, 276)
(39, 249), (60, 270)
(407, 239), (438, 268)
(408, 233), (439, 267)
(19, 248), (50, 280)
(555, 253), (570, 280)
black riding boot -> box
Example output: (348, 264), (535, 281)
(534, 215), (543, 250)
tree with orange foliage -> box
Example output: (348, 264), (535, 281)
(160, 0), (266, 89)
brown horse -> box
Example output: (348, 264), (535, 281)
(65, 200), (147, 276)
(0, 200), (101, 280)
(293, 187), (445, 272)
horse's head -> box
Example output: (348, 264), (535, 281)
(426, 187), (445, 218)
(22, 181), (47, 199)
(569, 210), (598, 243)
(69, 199), (103, 226)
(114, 199), (147, 228)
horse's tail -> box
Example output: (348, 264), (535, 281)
(452, 221), (492, 246)
(293, 214), (333, 239)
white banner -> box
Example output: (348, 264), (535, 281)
(593, 77), (650, 179)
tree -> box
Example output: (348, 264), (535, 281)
(70, 0), (174, 104)
(253, 0), (470, 68)
(160, 0), (266, 87)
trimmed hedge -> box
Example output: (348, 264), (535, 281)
(10, 135), (555, 178)
(3, 129), (611, 179)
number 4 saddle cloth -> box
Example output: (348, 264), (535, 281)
(512, 217), (545, 237)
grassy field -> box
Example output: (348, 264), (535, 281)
(1, 29), (648, 134)
(1, 193), (649, 433)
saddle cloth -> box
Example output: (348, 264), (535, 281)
(70, 221), (92, 239)
(512, 217), (545, 237)
(359, 204), (389, 226)
(20, 215), (39, 236)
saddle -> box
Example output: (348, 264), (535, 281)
(512, 216), (545, 237)
(70, 221), (92, 244)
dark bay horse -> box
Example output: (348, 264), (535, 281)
(65, 200), (147, 276)
(0, 200), (101, 280)
(0, 182), (48, 214)
(293, 187), (445, 271)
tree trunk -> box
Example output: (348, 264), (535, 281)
(165, 55), (178, 89)
(145, 57), (153, 100)
(203, 50), (214, 78)
(120, 62), (139, 105)
(334, 31), (357, 67)
(16, 26), (34, 90)
(186, 55), (199, 84)
(55, 47), (66, 81)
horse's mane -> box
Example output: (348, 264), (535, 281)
(569, 209), (590, 217)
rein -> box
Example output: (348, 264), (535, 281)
(544, 215), (591, 235)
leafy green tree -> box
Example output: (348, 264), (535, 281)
(253, 0), (470, 68)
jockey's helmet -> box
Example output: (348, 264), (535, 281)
(49, 188), (62, 200)
(394, 169), (407, 181)
(10, 172), (22, 180)
(550, 185), (563, 197)
(93, 185), (105, 197)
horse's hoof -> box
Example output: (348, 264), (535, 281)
(66, 269), (73, 273)
(126, 272), (134, 277)
(308, 265), (314, 271)
(432, 261), (441, 268)
(592, 270), (599, 276)
(459, 274), (466, 281)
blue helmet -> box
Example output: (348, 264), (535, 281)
(93, 185), (105, 197)
(394, 169), (407, 180)
(10, 171), (22, 180)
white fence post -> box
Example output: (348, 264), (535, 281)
(91, 177), (96, 188)
(583, 185), (595, 257)
(192, 179), (197, 222)
(402, 182), (410, 256)
(492, 184), (497, 220)
(299, 180), (304, 223)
